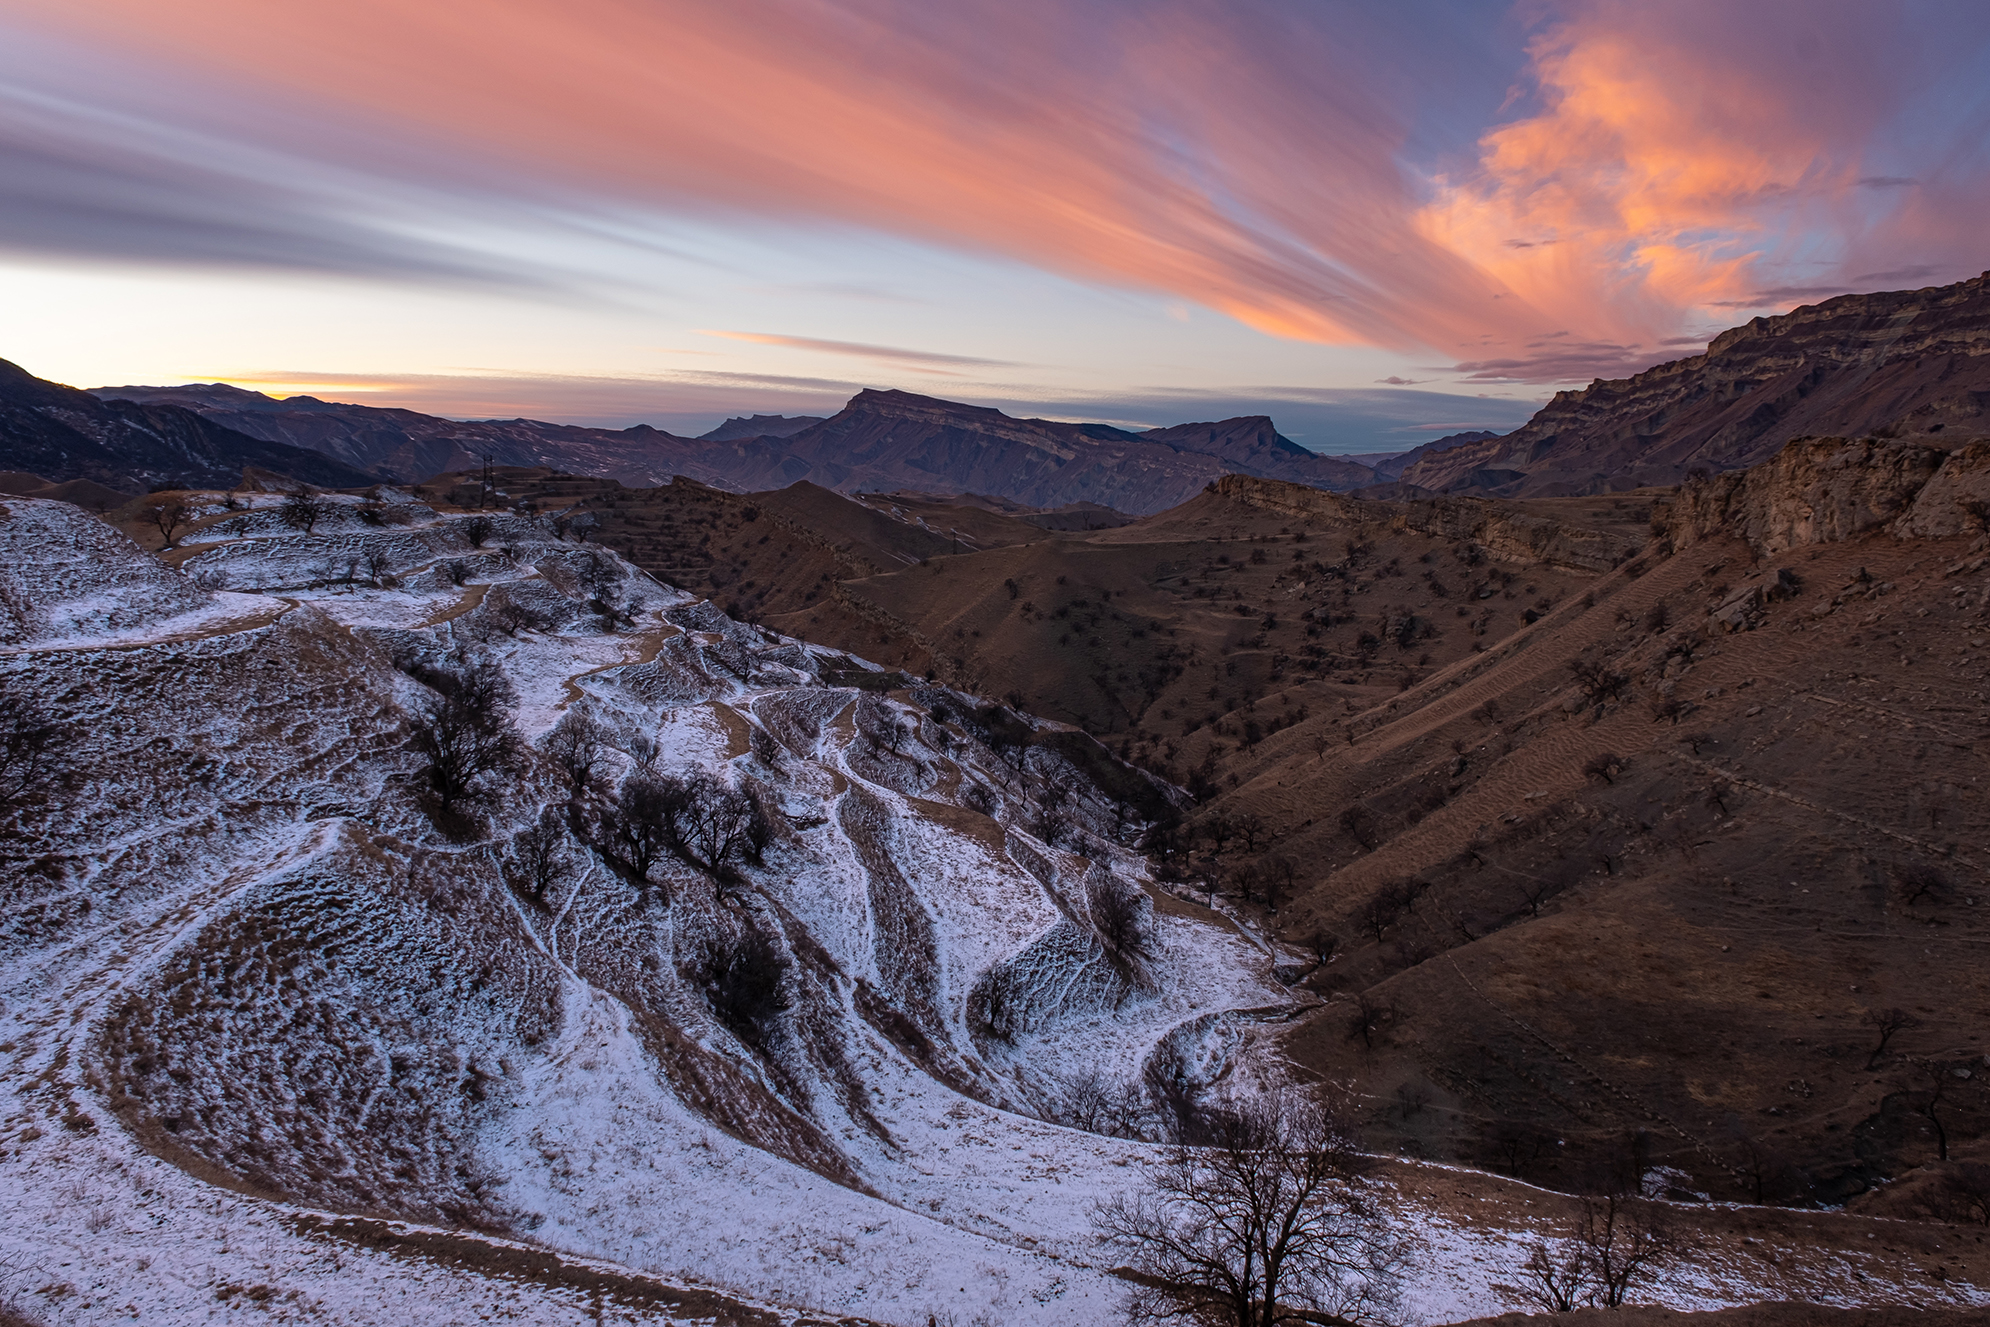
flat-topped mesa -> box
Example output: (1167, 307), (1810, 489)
(1405, 270), (1990, 498)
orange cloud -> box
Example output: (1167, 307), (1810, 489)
(1413, 0), (1901, 369)
(4, 0), (1973, 380)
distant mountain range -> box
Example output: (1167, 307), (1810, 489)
(76, 379), (1380, 512)
(1404, 270), (1990, 496)
(0, 359), (378, 494)
(697, 413), (825, 441)
(16, 270), (1987, 506)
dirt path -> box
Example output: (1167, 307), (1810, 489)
(557, 619), (683, 706)
(0, 598), (295, 656)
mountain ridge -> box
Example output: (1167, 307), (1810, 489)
(0, 358), (379, 492)
(88, 378), (1380, 513)
(1404, 271), (1990, 496)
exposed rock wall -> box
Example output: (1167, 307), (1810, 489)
(1668, 435), (1990, 552)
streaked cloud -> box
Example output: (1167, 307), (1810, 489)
(698, 331), (1017, 367)
(2, 0), (1986, 388)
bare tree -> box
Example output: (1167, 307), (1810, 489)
(1906, 1058), (1957, 1162)
(506, 806), (569, 909)
(461, 515), (494, 548)
(542, 710), (608, 794)
(1092, 1094), (1412, 1327)
(145, 498), (189, 549)
(0, 690), (62, 810)
(362, 546), (395, 588)
(403, 656), (521, 815)
(1518, 1241), (1587, 1312)
(1572, 1191), (1676, 1308)
(1089, 874), (1156, 968)
(279, 490), (328, 534)
(604, 773), (690, 893)
(1063, 1067), (1144, 1138)
(749, 724), (782, 768)
(1345, 993), (1394, 1052)
(678, 775), (758, 871)
(1863, 1007), (1918, 1069)
(1259, 856), (1297, 912)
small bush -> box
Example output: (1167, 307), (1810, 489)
(688, 928), (790, 1043)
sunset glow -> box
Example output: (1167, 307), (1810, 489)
(1, 0), (1985, 440)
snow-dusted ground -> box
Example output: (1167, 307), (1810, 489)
(0, 495), (1976, 1326)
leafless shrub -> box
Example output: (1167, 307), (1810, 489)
(1583, 751), (1626, 785)
(279, 490), (327, 533)
(686, 927), (790, 1044)
(1646, 692), (1688, 725)
(0, 689), (62, 811)
(1863, 1006), (1918, 1069)
(1895, 864), (1951, 908)
(1916, 1162), (1990, 1225)
(1570, 659), (1631, 705)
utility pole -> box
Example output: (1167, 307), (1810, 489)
(480, 452), (494, 509)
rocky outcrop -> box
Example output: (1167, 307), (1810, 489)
(1405, 272), (1990, 497)
(1211, 472), (1642, 572)
(1668, 435), (1990, 553)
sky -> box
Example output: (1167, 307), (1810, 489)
(1, 0), (1987, 450)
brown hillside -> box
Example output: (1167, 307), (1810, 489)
(1184, 436), (1990, 1206)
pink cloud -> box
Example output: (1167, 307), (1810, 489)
(6, 0), (1986, 376)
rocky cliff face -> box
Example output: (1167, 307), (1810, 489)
(1667, 434), (1990, 554)
(1404, 272), (1990, 497)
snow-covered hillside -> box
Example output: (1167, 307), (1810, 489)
(1, 493), (1891, 1326)
(0, 494), (1317, 1324)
